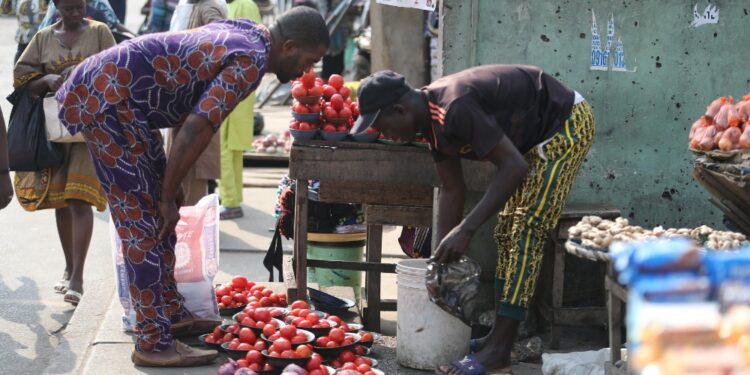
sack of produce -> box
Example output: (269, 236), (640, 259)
(425, 256), (482, 325)
(111, 194), (221, 331)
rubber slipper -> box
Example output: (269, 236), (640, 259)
(435, 354), (486, 375)
(64, 290), (82, 306)
(54, 279), (69, 294)
(469, 339), (480, 354)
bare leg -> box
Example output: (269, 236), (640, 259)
(55, 207), (74, 281)
(66, 199), (93, 294)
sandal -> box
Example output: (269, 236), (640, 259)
(219, 206), (243, 220)
(53, 279), (69, 294)
(64, 290), (83, 306)
(436, 355), (514, 375)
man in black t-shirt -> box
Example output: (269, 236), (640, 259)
(351, 66), (595, 374)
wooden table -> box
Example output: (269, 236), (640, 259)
(288, 140), (493, 330)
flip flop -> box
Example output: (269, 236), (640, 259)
(469, 339), (481, 354)
(436, 355), (514, 375)
(436, 355), (486, 375)
(53, 279), (69, 294)
(64, 290), (82, 306)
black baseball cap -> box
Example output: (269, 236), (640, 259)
(350, 70), (411, 134)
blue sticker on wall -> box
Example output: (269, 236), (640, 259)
(590, 10), (637, 73)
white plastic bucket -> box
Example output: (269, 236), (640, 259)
(396, 259), (471, 369)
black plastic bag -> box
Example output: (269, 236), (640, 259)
(7, 87), (63, 171)
(426, 256), (483, 326)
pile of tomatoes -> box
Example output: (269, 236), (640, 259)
(328, 350), (375, 374)
(234, 349), (275, 372)
(203, 324), (234, 345)
(314, 328), (355, 349)
(264, 324), (313, 346)
(215, 276), (287, 310)
(235, 307), (284, 330)
(225, 326), (268, 352)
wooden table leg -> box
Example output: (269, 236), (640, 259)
(293, 179), (309, 302)
(607, 272), (623, 365)
(364, 224), (383, 332)
(549, 233), (565, 349)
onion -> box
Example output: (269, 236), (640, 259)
(217, 359), (238, 375)
(280, 364), (307, 375)
(266, 146), (277, 154)
(234, 369), (259, 375)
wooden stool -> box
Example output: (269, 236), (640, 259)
(538, 203), (621, 349)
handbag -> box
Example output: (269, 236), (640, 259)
(7, 87), (64, 171)
(43, 94), (83, 142)
(263, 221), (285, 282)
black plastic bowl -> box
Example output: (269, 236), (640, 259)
(261, 329), (315, 348)
(221, 342), (252, 360)
(312, 333), (361, 359)
(197, 334), (225, 352)
(261, 350), (311, 368)
(219, 304), (246, 316)
(357, 332), (381, 348)
(309, 288), (356, 315)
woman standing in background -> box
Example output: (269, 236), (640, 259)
(218, 0), (262, 220)
(14, 0), (116, 305)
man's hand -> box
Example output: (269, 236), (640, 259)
(44, 74), (64, 92)
(0, 172), (12, 210)
(433, 226), (474, 264)
(158, 199), (180, 240)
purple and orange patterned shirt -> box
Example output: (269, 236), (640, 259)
(57, 19), (270, 133)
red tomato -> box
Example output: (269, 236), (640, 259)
(336, 126), (348, 133)
(239, 327), (256, 343)
(269, 351), (280, 357)
(329, 328), (345, 343)
(315, 77), (324, 86)
(316, 337), (329, 347)
(255, 321), (265, 329)
(292, 102), (309, 113)
(330, 94), (344, 111)
(253, 341), (266, 351)
(259, 297), (272, 307)
(309, 86), (323, 97)
(220, 295), (232, 305)
(325, 341), (337, 348)
(282, 350), (295, 358)
(306, 313), (320, 324)
(236, 359), (248, 368)
(248, 363), (261, 371)
(328, 315), (342, 325)
(280, 325), (297, 339)
(273, 337), (292, 352)
(292, 300), (309, 310)
(357, 364), (371, 373)
(289, 120), (300, 130)
(323, 85), (337, 98)
(339, 86), (352, 98)
(299, 122), (311, 131)
(291, 84), (307, 98)
(231, 276), (248, 289)
(255, 309), (271, 323)
(204, 335), (215, 344)
(366, 127), (378, 134)
(307, 355), (323, 370)
(295, 345), (312, 357)
(245, 349), (262, 364)
(298, 320), (312, 328)
(237, 342), (252, 350)
(236, 312), (248, 322)
(216, 285), (231, 297)
(342, 363), (357, 371)
(364, 372), (377, 375)
(292, 333), (308, 344)
(263, 363), (274, 371)
(241, 317), (255, 327)
(328, 74), (344, 90)
(309, 103), (321, 113)
(324, 107), (339, 119)
(301, 70), (316, 89)
(360, 332), (374, 342)
(339, 107), (352, 119)
(262, 324), (276, 338)
(339, 350), (355, 364)
(223, 332), (235, 342)
(309, 370), (323, 375)
(234, 293), (248, 304)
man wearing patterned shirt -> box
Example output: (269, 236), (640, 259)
(57, 7), (329, 367)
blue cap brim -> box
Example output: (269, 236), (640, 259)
(349, 109), (381, 135)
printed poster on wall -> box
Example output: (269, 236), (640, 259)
(376, 0), (436, 12)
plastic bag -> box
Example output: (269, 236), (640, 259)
(425, 257), (482, 325)
(111, 194), (221, 331)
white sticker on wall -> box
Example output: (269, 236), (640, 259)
(692, 3), (719, 27)
(376, 0), (436, 12)
(590, 10), (637, 73)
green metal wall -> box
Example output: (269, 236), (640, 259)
(440, 0), (750, 229)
